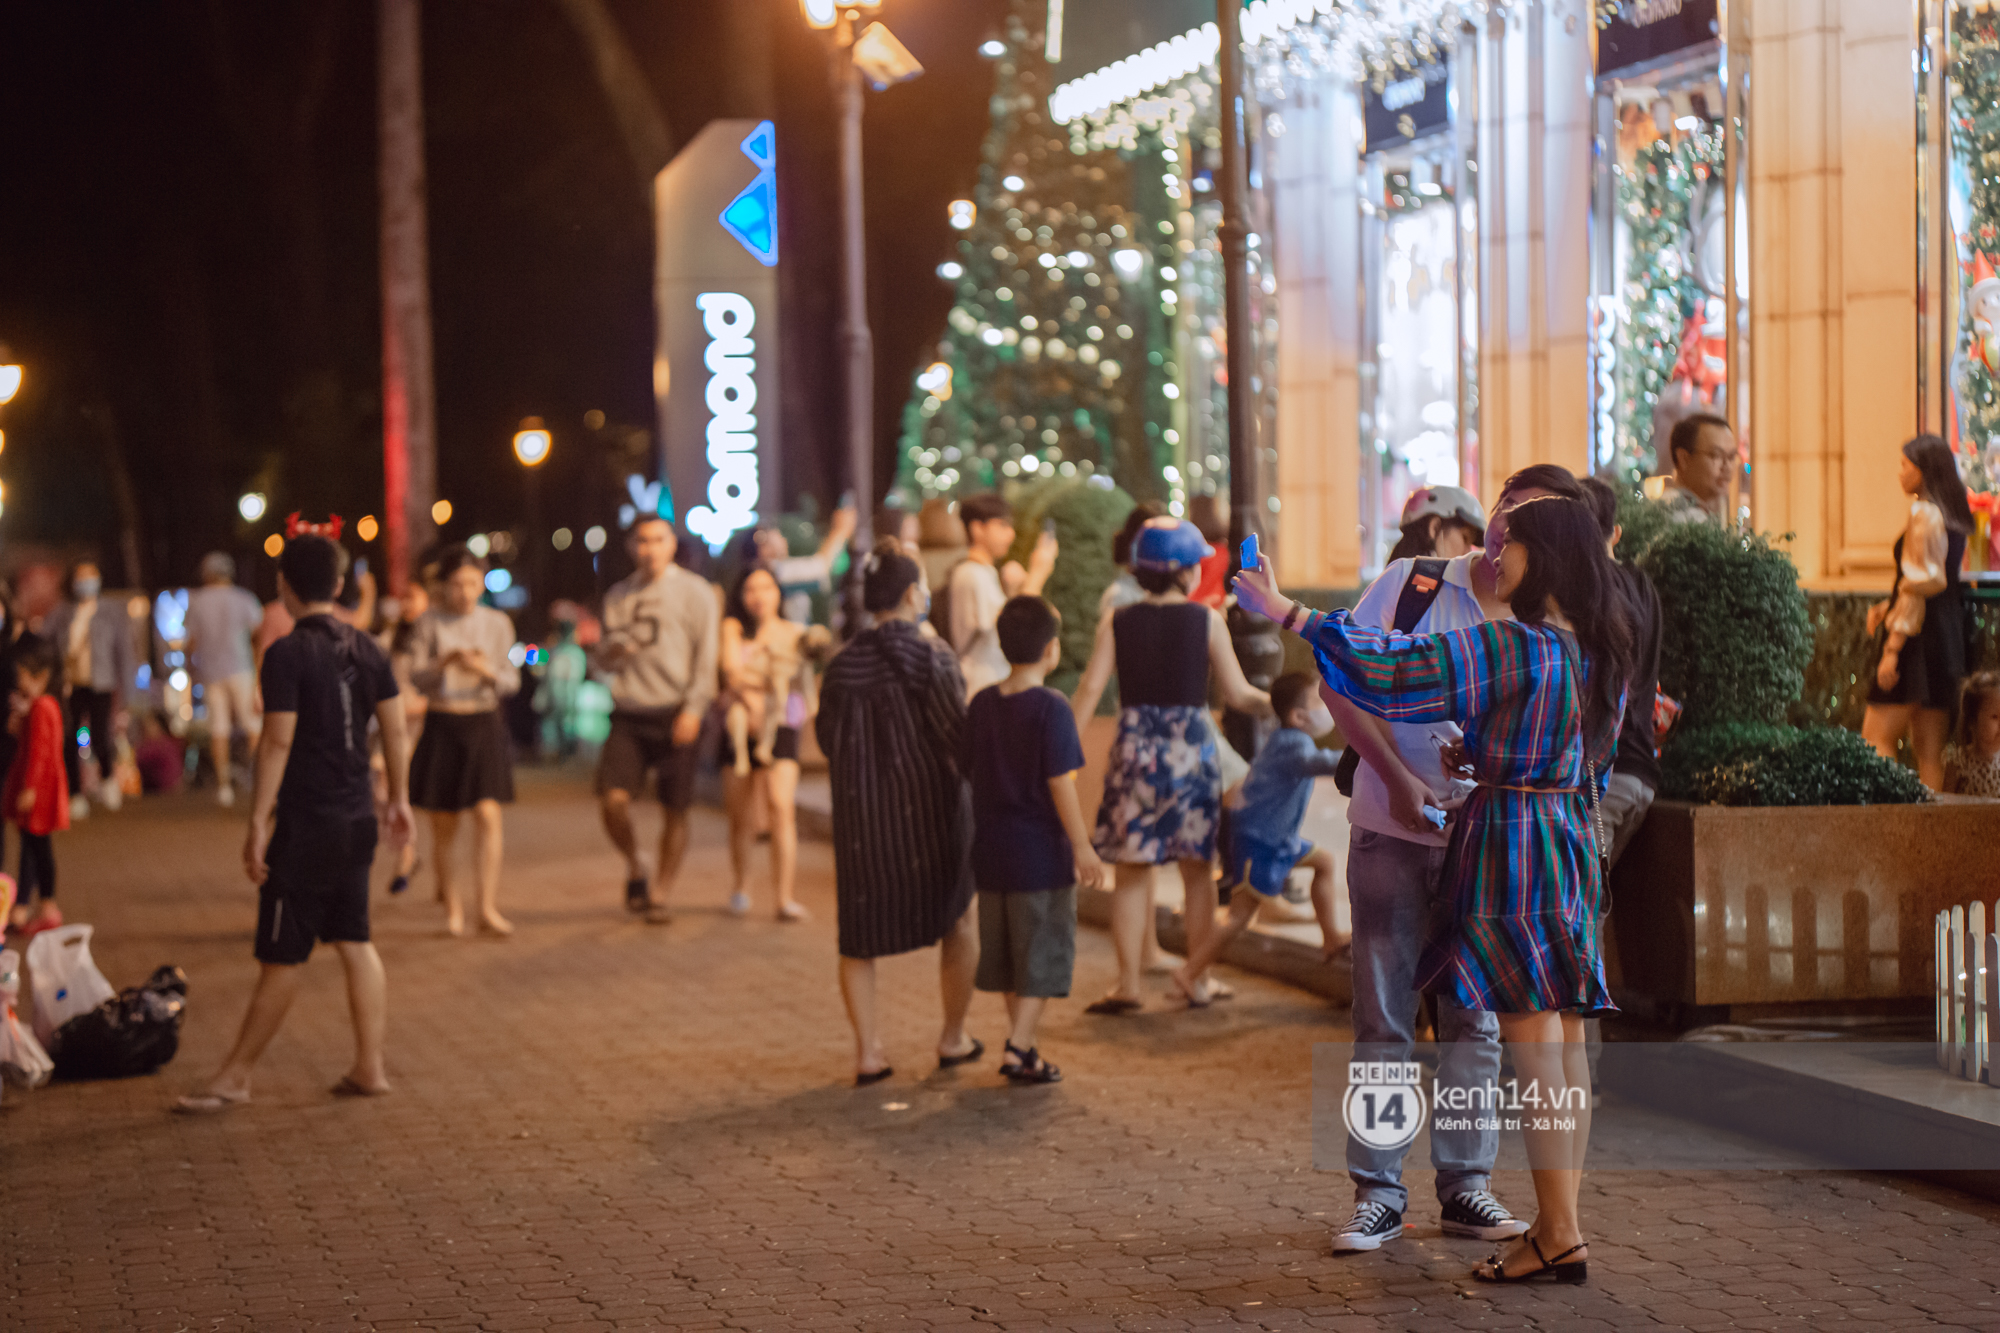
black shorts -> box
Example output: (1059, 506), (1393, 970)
(596, 709), (701, 810)
(255, 815), (379, 965)
(723, 724), (800, 772)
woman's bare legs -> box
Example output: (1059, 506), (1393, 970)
(765, 760), (802, 918)
(1178, 858), (1218, 984)
(838, 956), (886, 1078)
(1103, 864), (1151, 1004)
(1139, 868), (1167, 972)
(1862, 702), (1915, 765)
(1480, 1009), (1590, 1279)
(429, 811), (462, 936)
(1912, 707), (1952, 792)
(722, 768), (757, 897)
(472, 798), (509, 935)
(938, 902), (979, 1060)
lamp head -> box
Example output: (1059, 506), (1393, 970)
(513, 416), (552, 468)
(800, 0), (837, 28)
(0, 345), (20, 406)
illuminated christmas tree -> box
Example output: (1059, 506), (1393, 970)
(1950, 1), (2000, 495)
(893, 0), (1174, 505)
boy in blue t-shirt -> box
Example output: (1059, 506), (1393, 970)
(965, 596), (1106, 1084)
(1171, 672), (1347, 1007)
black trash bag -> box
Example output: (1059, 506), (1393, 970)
(50, 965), (188, 1080)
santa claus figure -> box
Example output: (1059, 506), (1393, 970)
(1968, 252), (2000, 376)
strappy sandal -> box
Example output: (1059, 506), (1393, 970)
(1473, 1235), (1588, 1284)
(1000, 1041), (1063, 1085)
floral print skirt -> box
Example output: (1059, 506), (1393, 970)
(1093, 705), (1221, 865)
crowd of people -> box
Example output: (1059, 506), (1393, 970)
(4, 428), (1993, 1289)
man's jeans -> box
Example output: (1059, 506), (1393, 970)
(1346, 827), (1502, 1214)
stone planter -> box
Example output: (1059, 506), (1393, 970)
(1611, 797), (2000, 1021)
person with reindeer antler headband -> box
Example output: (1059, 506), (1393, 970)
(253, 515), (376, 680)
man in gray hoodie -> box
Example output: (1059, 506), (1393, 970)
(595, 517), (719, 924)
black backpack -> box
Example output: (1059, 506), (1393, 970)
(1332, 558), (1450, 796)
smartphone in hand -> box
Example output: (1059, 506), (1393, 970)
(1240, 533), (1260, 568)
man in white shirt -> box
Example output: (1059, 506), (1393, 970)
(594, 518), (720, 924)
(1324, 470), (1579, 1255)
(751, 504), (856, 625)
(184, 552), (268, 808)
(947, 495), (1056, 700)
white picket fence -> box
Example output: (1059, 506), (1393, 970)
(1938, 900), (2000, 1084)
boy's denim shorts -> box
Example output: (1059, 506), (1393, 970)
(974, 886), (1077, 998)
(1221, 833), (1313, 898)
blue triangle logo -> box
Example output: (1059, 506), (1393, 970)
(741, 121), (774, 170)
(719, 120), (778, 266)
(720, 177), (777, 267)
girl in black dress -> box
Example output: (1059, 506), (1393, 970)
(1862, 435), (1975, 791)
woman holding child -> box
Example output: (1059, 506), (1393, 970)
(1236, 493), (1632, 1286)
(719, 564), (812, 922)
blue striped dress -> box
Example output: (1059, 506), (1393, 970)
(1303, 610), (1620, 1015)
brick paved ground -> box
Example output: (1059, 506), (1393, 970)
(6, 771), (2000, 1332)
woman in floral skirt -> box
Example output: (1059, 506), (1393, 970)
(1070, 518), (1271, 1014)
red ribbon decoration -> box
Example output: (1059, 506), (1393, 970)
(285, 512), (345, 540)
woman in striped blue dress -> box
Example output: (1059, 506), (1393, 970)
(1236, 494), (1633, 1286)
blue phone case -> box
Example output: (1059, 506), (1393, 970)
(1240, 534), (1259, 567)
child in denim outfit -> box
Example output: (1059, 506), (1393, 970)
(1170, 672), (1348, 1006)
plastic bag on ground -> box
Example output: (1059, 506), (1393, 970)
(0, 947), (53, 1090)
(25, 925), (117, 1046)
(50, 965), (188, 1081)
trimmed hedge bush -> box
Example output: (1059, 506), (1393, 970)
(1628, 504), (1926, 805)
(1638, 520), (1813, 731)
(1659, 722), (1929, 807)
(1005, 477), (1135, 695)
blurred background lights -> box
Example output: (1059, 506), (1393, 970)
(432, 499), (453, 525)
(947, 199), (976, 230)
(484, 568), (513, 594)
(0, 363), (19, 406)
(512, 416), (552, 467)
(1111, 248), (1146, 280)
(1002, 174), (1025, 191)
(583, 525), (608, 553)
(552, 527), (573, 551)
(979, 37), (1005, 57)
(467, 533), (491, 558)
(238, 491), (267, 522)
(263, 534), (284, 557)
(915, 361), (953, 400)
(356, 514), (379, 542)
(936, 260), (964, 280)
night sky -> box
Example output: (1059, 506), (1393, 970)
(0, 0), (1004, 610)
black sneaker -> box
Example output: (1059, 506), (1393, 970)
(1330, 1201), (1404, 1252)
(1440, 1189), (1530, 1241)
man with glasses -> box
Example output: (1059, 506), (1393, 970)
(1660, 412), (1736, 524)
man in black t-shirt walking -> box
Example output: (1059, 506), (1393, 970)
(176, 535), (412, 1113)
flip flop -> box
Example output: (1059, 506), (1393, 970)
(173, 1091), (250, 1115)
(1168, 972), (1212, 1009)
(1084, 997), (1143, 1015)
(330, 1076), (391, 1098)
(854, 1067), (894, 1088)
(624, 878), (650, 914)
(937, 1038), (985, 1071)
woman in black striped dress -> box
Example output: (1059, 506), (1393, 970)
(816, 540), (982, 1086)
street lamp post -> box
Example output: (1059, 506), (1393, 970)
(514, 417), (551, 614)
(800, 1), (921, 622)
(1216, 0), (1283, 762)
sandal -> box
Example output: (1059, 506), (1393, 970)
(173, 1090), (251, 1115)
(1084, 996), (1143, 1015)
(624, 878), (650, 914)
(1168, 971), (1211, 1009)
(1000, 1041), (1063, 1085)
(854, 1066), (894, 1088)
(937, 1037), (985, 1071)
(1473, 1235), (1588, 1285)
(331, 1075), (391, 1098)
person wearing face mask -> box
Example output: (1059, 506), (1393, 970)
(815, 538), (981, 1086)
(43, 560), (136, 814)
